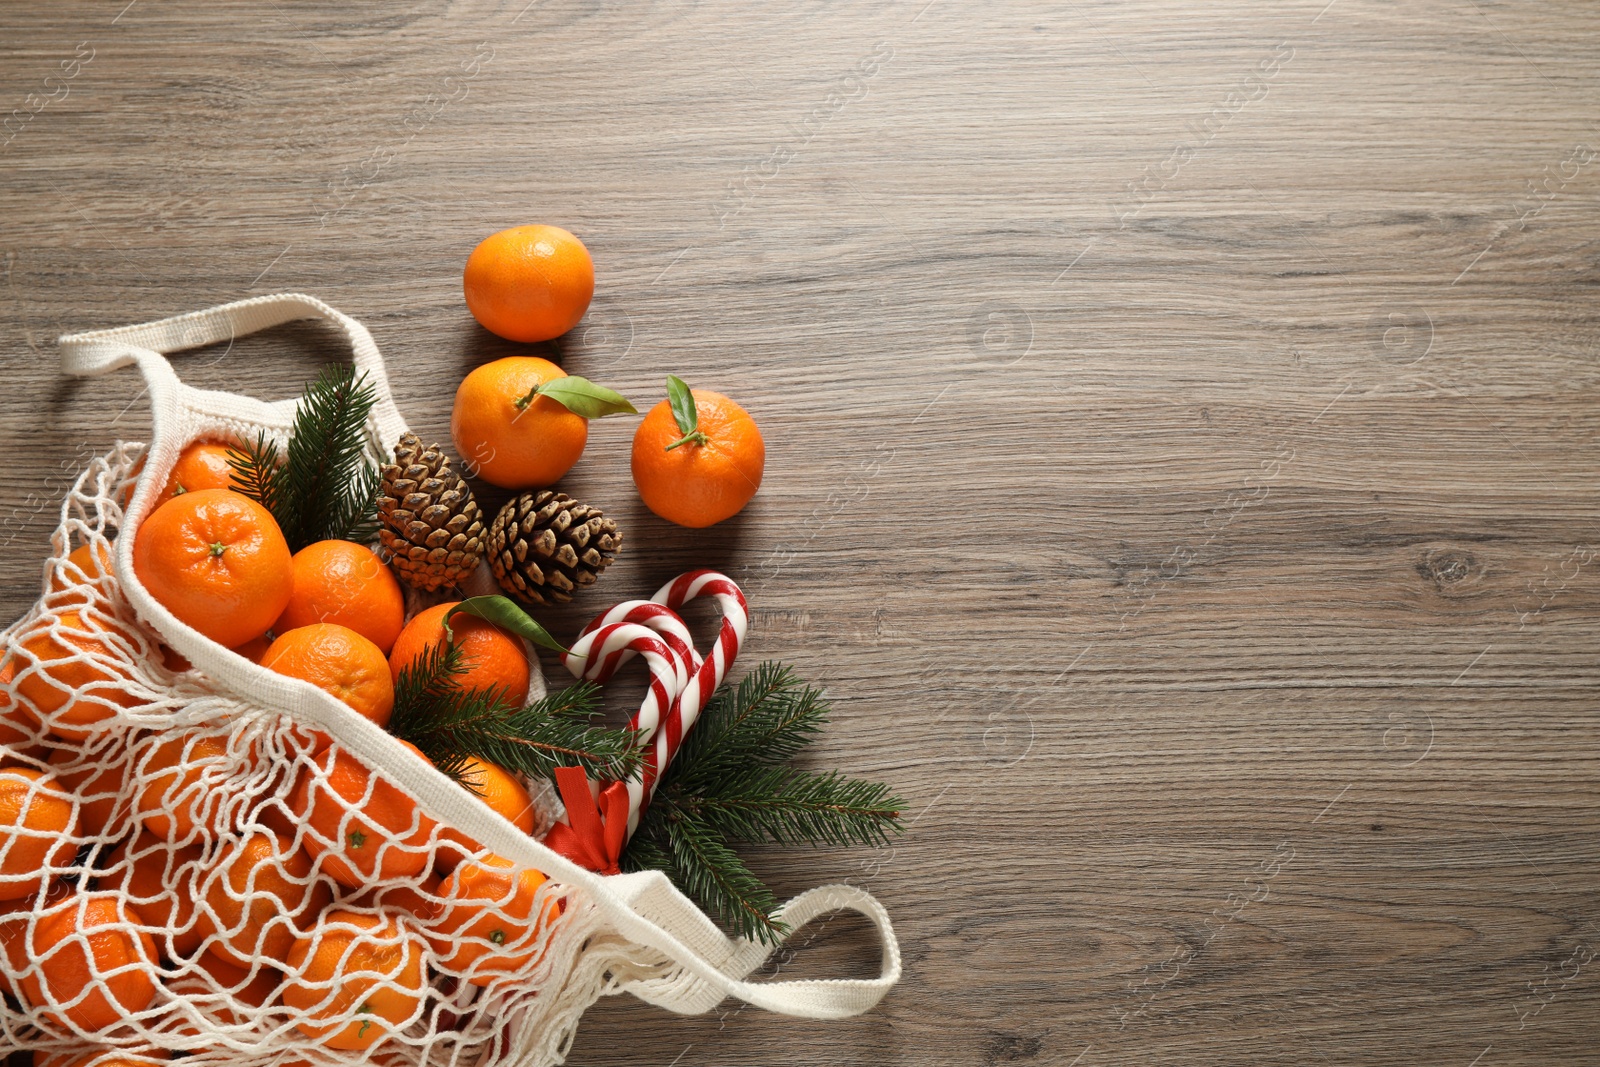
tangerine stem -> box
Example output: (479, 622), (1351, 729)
(209, 542), (227, 557)
(664, 431), (709, 452)
(512, 383), (543, 411)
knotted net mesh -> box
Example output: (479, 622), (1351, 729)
(0, 445), (679, 1067)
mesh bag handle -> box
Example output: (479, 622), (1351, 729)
(57, 291), (408, 448)
(54, 292), (902, 1022)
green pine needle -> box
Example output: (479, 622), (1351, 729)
(623, 661), (905, 945)
(227, 363), (381, 550)
(225, 431), (284, 518)
(663, 813), (788, 945)
(671, 662), (825, 783)
(390, 640), (640, 785)
(676, 768), (903, 849)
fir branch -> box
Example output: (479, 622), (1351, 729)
(234, 363), (380, 550)
(462, 693), (642, 784)
(622, 661), (905, 946)
(673, 662), (826, 785)
(674, 768), (903, 849)
(389, 642), (640, 785)
(225, 431), (285, 517)
(619, 831), (672, 877)
(663, 811), (788, 945)
(333, 461), (383, 546)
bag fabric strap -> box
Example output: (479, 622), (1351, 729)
(57, 292), (407, 448)
(52, 293), (902, 1022)
(613, 875), (902, 1018)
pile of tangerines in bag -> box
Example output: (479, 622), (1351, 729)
(0, 225), (768, 1064)
(1, 462), (557, 1062)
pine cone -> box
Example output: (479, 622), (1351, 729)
(487, 491), (622, 605)
(378, 433), (486, 591)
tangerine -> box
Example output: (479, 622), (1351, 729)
(261, 623), (395, 727)
(47, 542), (114, 607)
(133, 731), (237, 841)
(0, 889), (49, 998)
(450, 356), (588, 489)
(282, 910), (426, 1050)
(425, 854), (560, 986)
(164, 950), (281, 1035)
(346, 871), (442, 921)
(230, 634), (273, 664)
(462, 224), (594, 343)
(197, 830), (332, 969)
(13, 610), (142, 741)
(48, 745), (127, 833)
(99, 831), (207, 959)
(0, 658), (48, 761)
(0, 767), (78, 900)
(388, 602), (529, 705)
(291, 741), (437, 889)
(133, 489), (293, 648)
(632, 387), (764, 528)
(20, 892), (158, 1032)
(153, 440), (244, 511)
(275, 540), (405, 655)
(437, 758), (535, 873)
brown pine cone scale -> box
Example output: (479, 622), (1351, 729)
(488, 490), (622, 605)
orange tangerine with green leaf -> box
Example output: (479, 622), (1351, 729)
(450, 356), (635, 489)
(387, 601), (531, 705)
(632, 375), (765, 528)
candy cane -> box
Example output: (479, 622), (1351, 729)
(651, 570), (748, 741)
(555, 571), (749, 843)
(561, 622), (689, 830)
(573, 600), (701, 684)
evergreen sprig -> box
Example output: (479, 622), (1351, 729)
(622, 661), (904, 945)
(389, 640), (641, 786)
(226, 363), (381, 550)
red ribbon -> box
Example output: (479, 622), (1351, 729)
(543, 766), (628, 876)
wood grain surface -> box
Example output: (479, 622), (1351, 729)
(4, 1), (1600, 1064)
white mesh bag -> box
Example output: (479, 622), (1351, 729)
(0, 293), (900, 1067)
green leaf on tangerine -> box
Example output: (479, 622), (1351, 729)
(536, 376), (638, 419)
(666, 374), (698, 436)
(446, 596), (568, 656)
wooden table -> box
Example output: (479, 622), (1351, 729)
(4, 1), (1599, 1063)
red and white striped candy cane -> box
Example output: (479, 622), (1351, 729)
(558, 571), (749, 840)
(562, 621), (690, 829)
(650, 568), (748, 753)
(573, 600), (701, 684)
